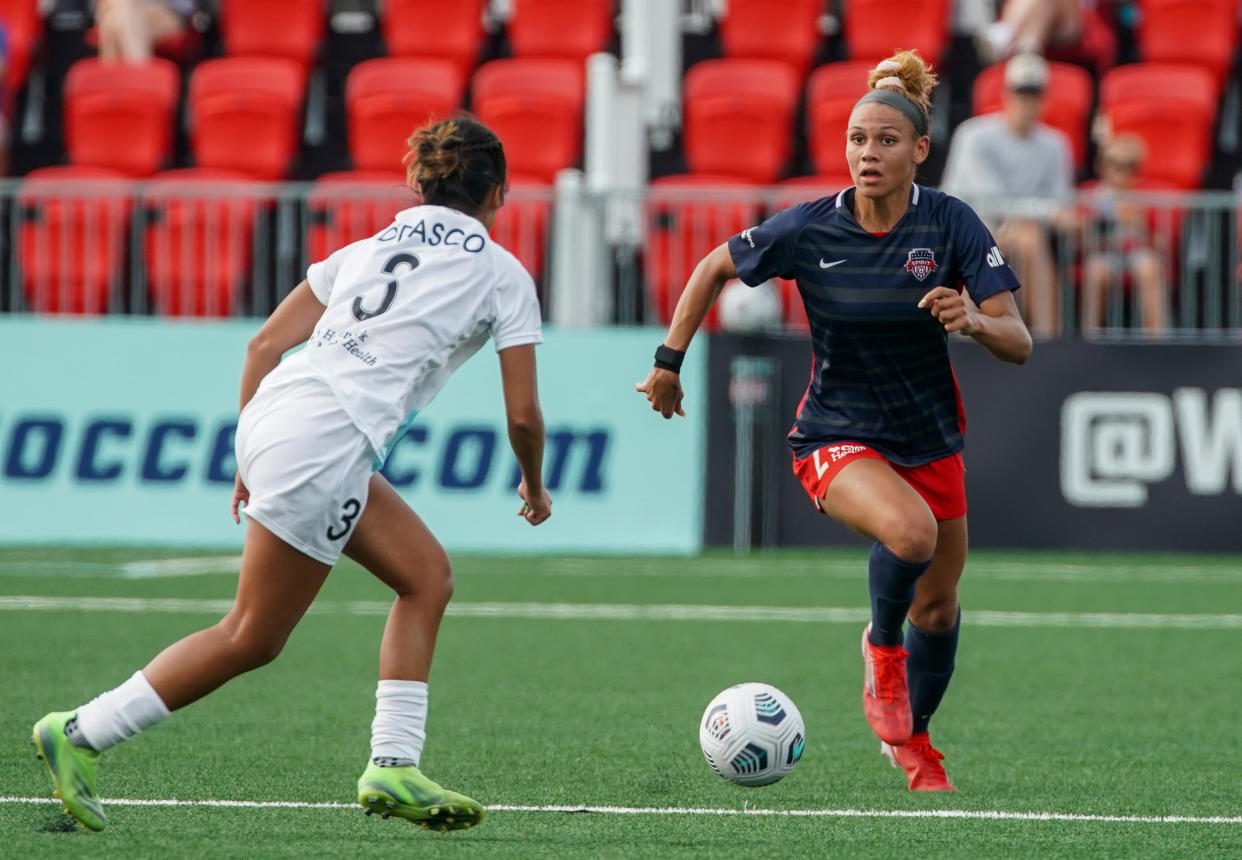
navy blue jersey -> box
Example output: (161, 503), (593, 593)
(727, 184), (1020, 466)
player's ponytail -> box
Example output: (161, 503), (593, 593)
(857, 50), (938, 137)
(405, 117), (508, 216)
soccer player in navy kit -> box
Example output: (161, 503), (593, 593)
(639, 51), (1032, 790)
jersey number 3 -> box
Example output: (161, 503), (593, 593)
(326, 498), (361, 541)
(352, 252), (421, 321)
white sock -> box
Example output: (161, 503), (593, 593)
(74, 671), (171, 752)
(370, 679), (427, 766)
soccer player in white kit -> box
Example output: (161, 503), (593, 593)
(32, 118), (549, 833)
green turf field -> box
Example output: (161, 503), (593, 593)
(2, 547), (1240, 858)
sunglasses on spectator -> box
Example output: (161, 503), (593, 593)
(1105, 159), (1140, 172)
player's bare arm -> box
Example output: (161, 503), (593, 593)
(239, 280), (326, 409)
(499, 344), (551, 525)
(919, 286), (1032, 364)
(637, 242), (738, 419)
(231, 280), (327, 522)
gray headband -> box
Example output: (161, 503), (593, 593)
(854, 89), (928, 137)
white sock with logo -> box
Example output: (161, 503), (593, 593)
(73, 671), (171, 752)
(370, 679), (428, 767)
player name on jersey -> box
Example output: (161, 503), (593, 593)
(376, 219), (488, 253)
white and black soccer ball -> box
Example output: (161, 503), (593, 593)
(699, 682), (805, 786)
(717, 278), (782, 334)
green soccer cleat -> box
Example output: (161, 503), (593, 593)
(356, 762), (484, 832)
(30, 711), (106, 832)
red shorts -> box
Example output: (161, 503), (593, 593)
(792, 443), (967, 520)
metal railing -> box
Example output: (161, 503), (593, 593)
(2, 177), (1238, 339)
(0, 177), (555, 318)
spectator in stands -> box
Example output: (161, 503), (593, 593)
(1079, 133), (1168, 334)
(983, 0), (1085, 60)
(940, 53), (1073, 337)
(95, 0), (194, 63)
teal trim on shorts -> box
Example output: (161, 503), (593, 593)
(372, 409), (420, 471)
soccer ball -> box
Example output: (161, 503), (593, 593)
(717, 278), (782, 334)
(699, 682), (805, 786)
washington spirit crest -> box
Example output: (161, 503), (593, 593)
(905, 248), (937, 281)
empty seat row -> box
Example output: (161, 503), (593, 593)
(18, 166), (261, 315)
(201, 0), (614, 72)
(716, 0), (1237, 87)
(16, 166), (553, 316)
(60, 54), (584, 183)
(719, 0), (953, 76)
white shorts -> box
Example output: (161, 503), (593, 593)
(235, 373), (374, 565)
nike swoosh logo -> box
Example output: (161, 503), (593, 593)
(819, 259), (846, 269)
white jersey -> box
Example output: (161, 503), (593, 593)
(262, 204), (542, 464)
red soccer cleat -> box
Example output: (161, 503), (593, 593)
(881, 732), (956, 791)
(860, 623), (912, 745)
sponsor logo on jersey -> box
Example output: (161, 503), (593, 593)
(905, 248), (937, 282)
(986, 245), (1006, 268)
(740, 228), (755, 248)
(812, 443), (869, 478)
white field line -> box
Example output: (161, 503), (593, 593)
(1, 596), (1241, 629)
(1, 796), (1239, 825)
(120, 556), (244, 579)
(2, 555), (1242, 584)
(539, 558), (1242, 583)
(0, 556), (243, 579)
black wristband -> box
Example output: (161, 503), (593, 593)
(654, 345), (685, 373)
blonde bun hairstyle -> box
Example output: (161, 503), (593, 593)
(858, 50), (938, 136)
(867, 50), (938, 111)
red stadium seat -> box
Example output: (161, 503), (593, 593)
(472, 58), (585, 182)
(805, 61), (877, 176)
(142, 168), (267, 316)
(1136, 0), (1239, 92)
(188, 57), (305, 180)
(841, 0), (951, 66)
(719, 0), (824, 76)
(18, 167), (132, 315)
(645, 176), (762, 328)
(382, 0), (487, 78)
(63, 57), (180, 177)
(508, 0), (613, 61)
(307, 170), (413, 263)
(218, 0), (324, 70)
(489, 175), (553, 282)
(346, 58), (465, 173)
(683, 59), (801, 183)
(1043, 5), (1117, 76)
(0, 0), (39, 109)
(1099, 64), (1218, 189)
(972, 61), (1094, 170)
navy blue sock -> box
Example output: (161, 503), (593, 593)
(905, 607), (960, 735)
(867, 542), (931, 647)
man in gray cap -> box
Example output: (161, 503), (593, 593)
(940, 53), (1073, 337)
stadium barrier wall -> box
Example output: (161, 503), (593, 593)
(706, 334), (1242, 552)
(0, 319), (705, 554)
